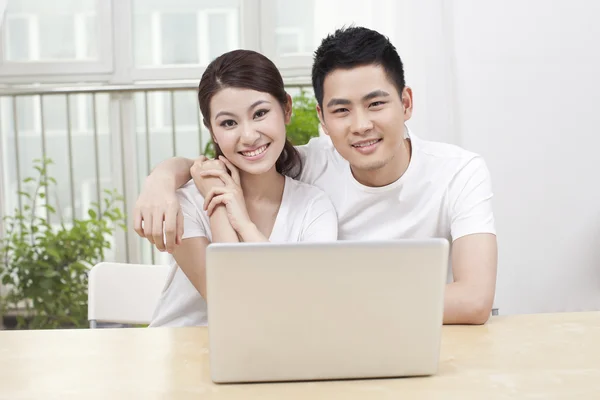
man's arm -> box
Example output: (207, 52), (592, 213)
(444, 233), (498, 324)
(445, 155), (498, 324)
(147, 156), (195, 192)
(133, 157), (196, 252)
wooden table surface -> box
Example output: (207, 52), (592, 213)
(1, 311), (599, 399)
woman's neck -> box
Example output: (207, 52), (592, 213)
(240, 167), (285, 203)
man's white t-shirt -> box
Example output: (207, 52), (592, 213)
(296, 128), (496, 281)
(150, 175), (338, 327)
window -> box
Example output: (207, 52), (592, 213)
(274, 0), (315, 57)
(0, 0), (112, 78)
(5, 15), (33, 61)
(262, 0), (397, 76)
(131, 0), (241, 79)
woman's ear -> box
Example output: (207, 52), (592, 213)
(283, 93), (293, 124)
(203, 118), (218, 144)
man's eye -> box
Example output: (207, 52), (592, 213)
(333, 108), (348, 113)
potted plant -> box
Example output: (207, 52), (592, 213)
(0, 158), (126, 329)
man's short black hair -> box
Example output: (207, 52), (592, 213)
(312, 26), (406, 109)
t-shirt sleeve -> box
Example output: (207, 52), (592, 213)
(177, 184), (208, 240)
(449, 156), (496, 241)
(295, 136), (331, 185)
(300, 191), (338, 242)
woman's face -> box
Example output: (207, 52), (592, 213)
(209, 87), (291, 175)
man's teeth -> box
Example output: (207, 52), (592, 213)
(353, 139), (379, 148)
(241, 144), (268, 157)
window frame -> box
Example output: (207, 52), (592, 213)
(0, 0), (114, 79)
(258, 0), (312, 79)
(0, 0), (329, 84)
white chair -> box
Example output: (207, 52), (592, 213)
(88, 262), (170, 328)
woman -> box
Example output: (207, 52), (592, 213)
(149, 50), (338, 327)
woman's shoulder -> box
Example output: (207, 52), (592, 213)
(176, 179), (206, 211)
(284, 176), (334, 209)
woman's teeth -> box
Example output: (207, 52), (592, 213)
(241, 144), (268, 157)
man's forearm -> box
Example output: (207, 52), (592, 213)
(443, 282), (493, 325)
(148, 157), (195, 190)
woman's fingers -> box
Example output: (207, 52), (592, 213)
(218, 156), (241, 185)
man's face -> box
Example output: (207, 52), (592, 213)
(317, 65), (412, 182)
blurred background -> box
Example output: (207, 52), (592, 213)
(0, 0), (599, 328)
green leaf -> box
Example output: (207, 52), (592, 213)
(88, 209), (97, 219)
(40, 278), (52, 290)
(44, 270), (57, 278)
(47, 247), (61, 260)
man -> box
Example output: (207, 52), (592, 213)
(133, 26), (498, 325)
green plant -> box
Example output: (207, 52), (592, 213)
(201, 89), (320, 157)
(0, 158), (126, 329)
(286, 89), (321, 146)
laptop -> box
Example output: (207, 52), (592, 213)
(205, 239), (449, 383)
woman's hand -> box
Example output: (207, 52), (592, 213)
(200, 157), (255, 236)
(190, 157), (227, 197)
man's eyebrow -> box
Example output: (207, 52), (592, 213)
(362, 90), (390, 101)
(326, 98), (351, 108)
(326, 90), (390, 108)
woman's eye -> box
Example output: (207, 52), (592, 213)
(254, 109), (269, 119)
(220, 120), (236, 128)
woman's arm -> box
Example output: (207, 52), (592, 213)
(209, 206), (240, 243)
(172, 237), (211, 298)
(236, 223), (269, 242)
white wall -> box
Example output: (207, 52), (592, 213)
(398, 0), (600, 314)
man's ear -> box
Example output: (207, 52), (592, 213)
(316, 104), (329, 136)
(401, 87), (413, 121)
(284, 93), (293, 124)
